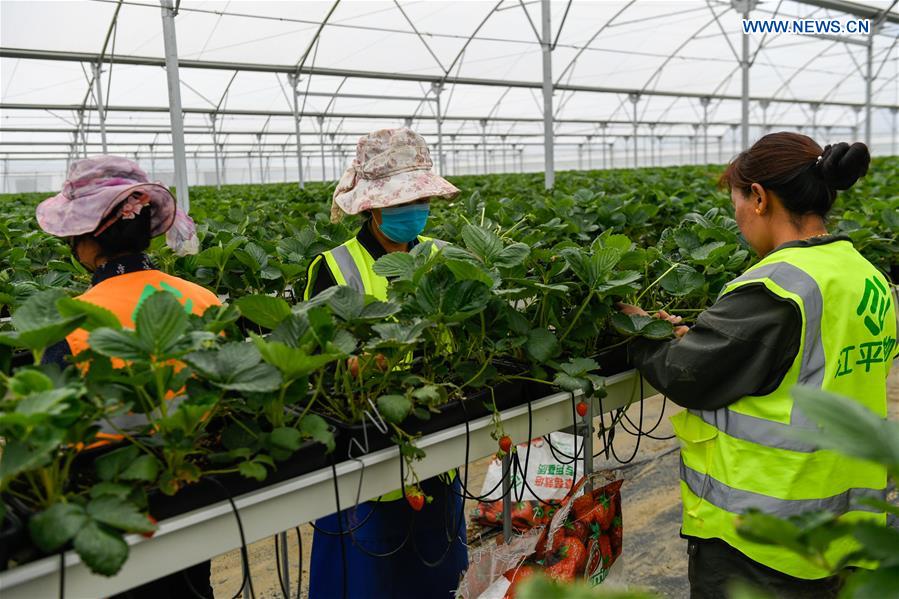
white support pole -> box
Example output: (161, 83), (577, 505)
(480, 119), (488, 175)
(247, 152), (253, 184)
(432, 82), (444, 176)
(864, 29), (874, 149)
(500, 135), (507, 172)
(589, 138), (595, 169)
(717, 135), (723, 163)
(629, 93), (639, 168)
(77, 109), (88, 157)
(759, 99), (769, 136)
(892, 108), (897, 156)
(330, 133), (337, 182)
(657, 136), (664, 166)
(648, 124), (656, 166)
(730, 123), (738, 155)
(600, 123), (607, 169)
(91, 63), (108, 153)
(810, 103), (820, 142)
(219, 143), (226, 185)
(282, 145), (288, 183)
(577, 143), (583, 170)
(257, 132), (265, 184)
(700, 96), (710, 164)
(736, 0), (755, 150)
(160, 0), (189, 212)
(193, 152), (199, 185)
(288, 74), (305, 189)
(210, 115), (221, 189)
(541, 0), (554, 189)
(317, 115), (326, 182)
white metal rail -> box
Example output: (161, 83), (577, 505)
(0, 369), (657, 598)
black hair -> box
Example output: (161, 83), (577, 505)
(720, 132), (870, 218)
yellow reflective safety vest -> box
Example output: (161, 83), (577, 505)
(304, 234), (454, 501)
(304, 235), (446, 301)
(671, 239), (896, 579)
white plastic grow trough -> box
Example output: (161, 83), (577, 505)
(0, 369), (657, 599)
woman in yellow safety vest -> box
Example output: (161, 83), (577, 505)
(37, 155), (219, 599)
(618, 133), (896, 598)
(305, 128), (468, 599)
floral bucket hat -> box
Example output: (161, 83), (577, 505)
(36, 155), (177, 239)
(331, 127), (460, 222)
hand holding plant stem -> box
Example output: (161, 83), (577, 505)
(616, 303), (689, 338)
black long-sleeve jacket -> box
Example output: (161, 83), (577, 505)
(628, 237), (861, 410)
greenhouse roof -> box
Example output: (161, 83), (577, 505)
(1, 0), (897, 188)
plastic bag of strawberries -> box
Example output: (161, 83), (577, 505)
(466, 473), (623, 599)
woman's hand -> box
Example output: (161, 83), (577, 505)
(656, 310), (690, 338)
(616, 302), (649, 317)
(616, 303), (689, 339)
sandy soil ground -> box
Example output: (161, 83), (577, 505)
(211, 368), (899, 598)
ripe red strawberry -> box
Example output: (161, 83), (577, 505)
(571, 493), (595, 522)
(141, 514), (158, 539)
(567, 520), (589, 541)
(599, 534), (613, 562)
(561, 536), (588, 573)
(544, 555), (576, 582)
(406, 487), (425, 511)
(594, 494), (615, 529)
(502, 564), (537, 599)
(512, 501), (536, 530)
(499, 435), (512, 453)
(576, 401), (588, 418)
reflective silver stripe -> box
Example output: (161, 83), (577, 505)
(698, 262), (826, 451)
(727, 262), (825, 388)
(687, 407), (818, 452)
(328, 244), (365, 294)
(680, 458), (885, 518)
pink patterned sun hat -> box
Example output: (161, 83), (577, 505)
(36, 155), (176, 238)
(331, 127), (459, 222)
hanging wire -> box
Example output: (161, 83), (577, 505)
(295, 527), (303, 599)
(207, 477), (256, 599)
(58, 552), (65, 599)
(274, 534), (288, 599)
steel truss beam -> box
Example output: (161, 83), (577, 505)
(2, 48), (895, 110)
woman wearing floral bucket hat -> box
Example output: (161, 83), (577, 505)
(305, 128), (468, 599)
(36, 156), (219, 598)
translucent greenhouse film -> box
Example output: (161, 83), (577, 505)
(1, 1), (897, 192)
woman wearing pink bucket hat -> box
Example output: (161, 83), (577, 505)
(305, 128), (468, 599)
(37, 155), (218, 598)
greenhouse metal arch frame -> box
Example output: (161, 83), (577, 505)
(1, 0), (898, 196)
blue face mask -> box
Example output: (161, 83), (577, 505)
(378, 203), (430, 243)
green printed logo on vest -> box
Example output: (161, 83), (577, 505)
(836, 277), (896, 378)
(856, 276), (890, 335)
(131, 282), (195, 321)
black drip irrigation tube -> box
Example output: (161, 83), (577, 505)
(206, 476), (256, 599)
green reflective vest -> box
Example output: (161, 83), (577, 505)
(671, 239), (896, 580)
(304, 234), (453, 502)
